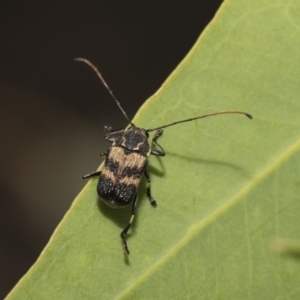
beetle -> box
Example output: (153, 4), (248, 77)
(76, 58), (253, 255)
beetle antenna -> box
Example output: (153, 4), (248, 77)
(75, 58), (134, 126)
(147, 111), (253, 132)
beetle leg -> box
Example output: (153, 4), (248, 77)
(120, 194), (139, 255)
(104, 126), (125, 143)
(144, 169), (157, 206)
(105, 129), (125, 143)
(150, 129), (165, 156)
(104, 125), (123, 133)
(83, 152), (106, 179)
(82, 171), (101, 179)
(105, 134), (118, 143)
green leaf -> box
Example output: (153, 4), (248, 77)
(7, 0), (300, 299)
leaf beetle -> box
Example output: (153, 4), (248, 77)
(76, 58), (252, 255)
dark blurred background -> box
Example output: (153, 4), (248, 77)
(0, 1), (222, 297)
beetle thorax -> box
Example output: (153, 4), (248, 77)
(114, 127), (150, 155)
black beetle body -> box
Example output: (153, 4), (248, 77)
(83, 126), (164, 254)
(99, 127), (150, 208)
